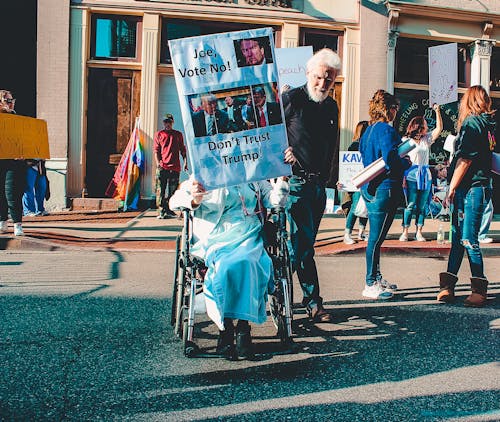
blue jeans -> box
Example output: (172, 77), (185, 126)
(286, 176), (326, 308)
(402, 180), (431, 228)
(345, 191), (368, 231)
(478, 198), (493, 240)
(362, 186), (401, 286)
(447, 186), (491, 278)
(23, 167), (47, 215)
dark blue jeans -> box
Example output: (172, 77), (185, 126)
(345, 191), (368, 231)
(0, 159), (26, 223)
(402, 180), (431, 228)
(447, 186), (491, 278)
(286, 176), (326, 308)
(362, 186), (401, 286)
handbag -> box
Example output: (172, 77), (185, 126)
(354, 195), (368, 218)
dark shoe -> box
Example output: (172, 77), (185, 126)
(464, 277), (488, 307)
(165, 210), (177, 218)
(216, 322), (234, 359)
(307, 304), (333, 323)
(437, 272), (458, 303)
(235, 325), (254, 360)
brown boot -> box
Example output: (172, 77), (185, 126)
(464, 277), (488, 307)
(437, 272), (458, 303)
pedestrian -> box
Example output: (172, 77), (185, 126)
(154, 113), (187, 219)
(281, 48), (341, 323)
(339, 120), (369, 245)
(169, 148), (295, 360)
(400, 104), (443, 242)
(0, 89), (26, 236)
(437, 85), (496, 307)
(23, 159), (49, 216)
(359, 89), (411, 299)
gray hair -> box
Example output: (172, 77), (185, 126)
(306, 48), (341, 73)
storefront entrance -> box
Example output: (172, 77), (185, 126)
(86, 68), (141, 197)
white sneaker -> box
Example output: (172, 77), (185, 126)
(358, 232), (368, 241)
(0, 220), (7, 233)
(344, 233), (355, 245)
(399, 233), (408, 242)
(479, 237), (493, 244)
(14, 223), (24, 236)
(362, 282), (393, 300)
(416, 232), (426, 242)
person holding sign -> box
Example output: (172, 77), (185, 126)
(0, 89), (26, 236)
(282, 48), (341, 323)
(192, 94), (230, 137)
(399, 105), (443, 242)
(437, 85), (496, 307)
(359, 90), (411, 300)
(169, 147), (296, 360)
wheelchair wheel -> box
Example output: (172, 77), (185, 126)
(269, 275), (294, 346)
(170, 235), (181, 327)
(174, 254), (187, 338)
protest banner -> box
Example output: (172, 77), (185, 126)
(0, 113), (50, 159)
(169, 28), (291, 190)
(429, 43), (458, 106)
(338, 151), (363, 192)
(275, 46), (313, 90)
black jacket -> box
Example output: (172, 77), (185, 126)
(282, 85), (339, 183)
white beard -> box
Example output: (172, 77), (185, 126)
(307, 81), (329, 103)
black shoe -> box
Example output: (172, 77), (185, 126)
(235, 325), (254, 360)
(216, 322), (234, 359)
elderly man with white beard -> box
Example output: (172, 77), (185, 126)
(282, 48), (341, 324)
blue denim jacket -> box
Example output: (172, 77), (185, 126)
(359, 121), (410, 191)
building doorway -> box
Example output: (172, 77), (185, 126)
(86, 68), (140, 197)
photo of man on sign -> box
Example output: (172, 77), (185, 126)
(234, 37), (273, 68)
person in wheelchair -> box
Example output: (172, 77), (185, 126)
(169, 148), (295, 360)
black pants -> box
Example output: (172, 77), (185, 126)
(0, 160), (26, 223)
(157, 169), (179, 215)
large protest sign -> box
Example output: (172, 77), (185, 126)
(0, 113), (50, 159)
(338, 151), (363, 192)
(275, 46), (313, 90)
(169, 28), (291, 190)
(429, 43), (458, 106)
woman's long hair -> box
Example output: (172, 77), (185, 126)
(353, 121), (369, 141)
(405, 116), (426, 140)
(368, 89), (399, 124)
(457, 85), (493, 131)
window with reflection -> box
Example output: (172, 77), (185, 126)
(91, 15), (141, 60)
(300, 29), (340, 55)
(395, 38), (469, 87)
(491, 47), (500, 91)
(160, 19), (279, 64)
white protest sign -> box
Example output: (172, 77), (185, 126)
(338, 151), (363, 192)
(169, 28), (291, 190)
(275, 46), (313, 90)
(429, 43), (458, 106)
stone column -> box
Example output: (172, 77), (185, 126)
(340, 27), (360, 149)
(140, 13), (160, 199)
(470, 39), (495, 93)
(387, 31), (399, 95)
(281, 22), (299, 48)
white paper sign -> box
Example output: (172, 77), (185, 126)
(429, 43), (458, 106)
(169, 28), (291, 190)
(443, 134), (456, 155)
(275, 46), (313, 90)
(338, 151), (364, 191)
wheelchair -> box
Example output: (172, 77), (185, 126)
(170, 206), (294, 357)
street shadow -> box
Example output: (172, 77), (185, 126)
(1, 290), (498, 420)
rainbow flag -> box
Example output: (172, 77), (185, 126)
(105, 117), (145, 210)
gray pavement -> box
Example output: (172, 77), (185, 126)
(0, 248), (499, 420)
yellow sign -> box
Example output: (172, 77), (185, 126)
(0, 113), (50, 159)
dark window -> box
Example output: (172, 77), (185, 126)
(301, 29), (339, 53)
(160, 19), (279, 64)
(395, 38), (469, 87)
(491, 47), (500, 91)
(91, 15), (141, 60)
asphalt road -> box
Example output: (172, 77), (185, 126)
(0, 249), (499, 421)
